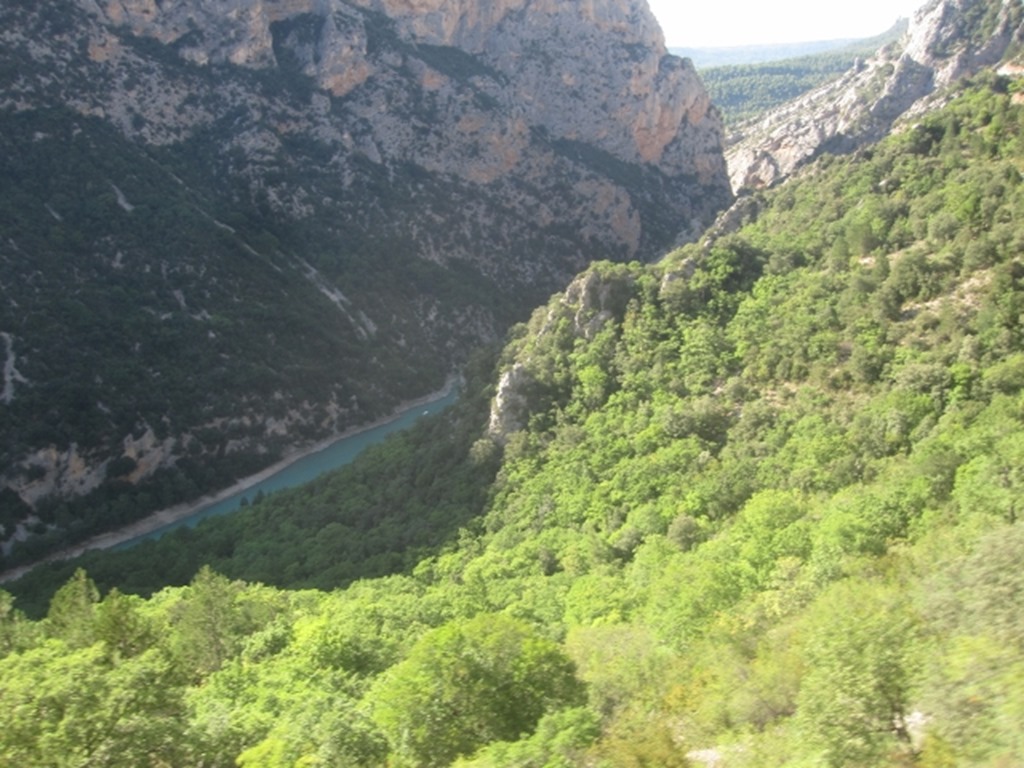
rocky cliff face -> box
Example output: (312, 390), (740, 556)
(487, 263), (637, 443)
(6, 0), (732, 275)
(0, 0), (730, 560)
(727, 0), (1024, 191)
(87, 0), (720, 183)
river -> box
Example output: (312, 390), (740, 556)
(0, 383), (458, 582)
(119, 384), (460, 547)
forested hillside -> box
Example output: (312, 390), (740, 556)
(3, 72), (1024, 766)
(699, 24), (906, 123)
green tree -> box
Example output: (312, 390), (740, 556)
(566, 624), (674, 719)
(0, 588), (38, 657)
(453, 707), (600, 768)
(45, 567), (99, 648)
(796, 579), (920, 767)
(952, 430), (1024, 524)
(236, 693), (388, 768)
(0, 641), (189, 767)
(95, 588), (157, 660)
(168, 565), (278, 678)
(919, 523), (1024, 763)
(369, 613), (584, 766)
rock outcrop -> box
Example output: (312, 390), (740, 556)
(487, 263), (636, 443)
(0, 0), (731, 559)
(727, 0), (1024, 192)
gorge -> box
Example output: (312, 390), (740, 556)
(2, 1), (1024, 765)
(0, 0), (731, 565)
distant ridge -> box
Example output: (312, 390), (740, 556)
(671, 39), (859, 68)
(673, 19), (910, 68)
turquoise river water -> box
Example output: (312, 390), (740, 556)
(119, 387), (459, 548)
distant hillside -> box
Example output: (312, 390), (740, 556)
(3, 71), (1024, 767)
(673, 38), (863, 69)
(692, 22), (908, 124)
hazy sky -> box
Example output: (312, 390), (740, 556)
(648, 0), (929, 47)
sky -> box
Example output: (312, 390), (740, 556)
(648, 0), (929, 48)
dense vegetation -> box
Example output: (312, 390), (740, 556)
(6, 355), (499, 615)
(699, 24), (906, 124)
(3, 72), (1024, 766)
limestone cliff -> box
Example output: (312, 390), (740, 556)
(4, 0), (732, 268)
(85, 0), (720, 184)
(0, 0), (730, 560)
(727, 0), (1024, 192)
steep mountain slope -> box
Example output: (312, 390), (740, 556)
(3, 70), (1024, 767)
(0, 0), (731, 561)
(727, 0), (1023, 190)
